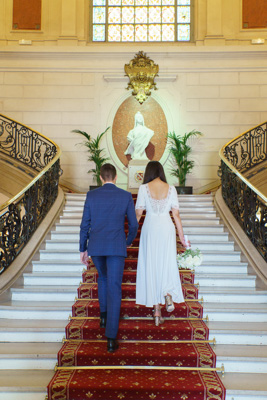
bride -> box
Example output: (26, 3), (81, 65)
(135, 161), (187, 326)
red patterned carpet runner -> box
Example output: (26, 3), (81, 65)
(47, 196), (226, 400)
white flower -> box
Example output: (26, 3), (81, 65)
(177, 248), (202, 269)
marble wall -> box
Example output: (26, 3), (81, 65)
(0, 0), (267, 191)
(1, 46), (267, 191)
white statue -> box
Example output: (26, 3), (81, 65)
(124, 111), (154, 160)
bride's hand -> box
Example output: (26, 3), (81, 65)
(181, 237), (189, 248)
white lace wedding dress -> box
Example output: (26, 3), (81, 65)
(135, 184), (185, 307)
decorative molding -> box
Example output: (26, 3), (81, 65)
(103, 74), (177, 82)
(124, 51), (159, 104)
(0, 47), (267, 74)
(0, 45), (267, 58)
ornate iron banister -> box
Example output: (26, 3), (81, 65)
(0, 114), (61, 273)
(219, 122), (267, 262)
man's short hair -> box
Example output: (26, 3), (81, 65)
(100, 163), (117, 182)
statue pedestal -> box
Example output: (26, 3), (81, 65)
(127, 160), (149, 192)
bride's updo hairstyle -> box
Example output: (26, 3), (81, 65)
(143, 161), (167, 184)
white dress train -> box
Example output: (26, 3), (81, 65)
(135, 184), (185, 307)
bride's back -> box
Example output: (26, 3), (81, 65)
(147, 178), (169, 200)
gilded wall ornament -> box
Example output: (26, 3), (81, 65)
(125, 51), (159, 104)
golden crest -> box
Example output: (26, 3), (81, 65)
(125, 51), (159, 104)
(86, 392), (93, 398)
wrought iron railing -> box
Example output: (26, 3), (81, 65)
(0, 114), (61, 273)
(219, 122), (267, 262)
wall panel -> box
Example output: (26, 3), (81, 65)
(13, 0), (42, 30)
(243, 0), (267, 29)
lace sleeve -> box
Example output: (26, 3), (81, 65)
(135, 185), (146, 210)
(170, 186), (179, 210)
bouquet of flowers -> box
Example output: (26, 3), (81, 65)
(177, 248), (203, 269)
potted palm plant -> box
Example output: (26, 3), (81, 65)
(72, 127), (110, 190)
(167, 130), (203, 194)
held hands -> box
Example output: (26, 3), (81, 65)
(80, 250), (90, 267)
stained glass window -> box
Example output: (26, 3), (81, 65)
(92, 0), (192, 42)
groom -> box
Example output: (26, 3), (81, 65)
(80, 163), (138, 353)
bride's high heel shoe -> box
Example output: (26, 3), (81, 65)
(153, 306), (164, 327)
(165, 294), (175, 312)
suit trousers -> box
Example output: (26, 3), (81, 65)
(92, 255), (125, 339)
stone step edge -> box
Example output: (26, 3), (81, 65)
(10, 286), (266, 293)
(0, 343), (266, 359)
(22, 272), (255, 279)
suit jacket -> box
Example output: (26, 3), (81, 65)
(79, 183), (138, 257)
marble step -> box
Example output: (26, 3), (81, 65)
(21, 271), (256, 288)
(208, 321), (267, 345)
(64, 199), (215, 208)
(0, 319), (66, 342)
(0, 343), (266, 373)
(0, 370), (266, 400)
(199, 287), (267, 303)
(11, 285), (266, 303)
(65, 194), (214, 201)
(0, 318), (267, 345)
(1, 301), (267, 323)
(50, 230), (230, 242)
(59, 214), (220, 223)
(215, 344), (267, 373)
(56, 218), (223, 227)
(0, 343), (60, 370)
(0, 369), (55, 400)
(44, 239), (235, 252)
(63, 207), (217, 216)
(63, 211), (219, 219)
(54, 223), (225, 233)
(0, 301), (73, 320)
(64, 206), (217, 214)
(31, 260), (249, 274)
(38, 249), (241, 262)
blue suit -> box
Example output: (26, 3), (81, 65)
(79, 183), (138, 339)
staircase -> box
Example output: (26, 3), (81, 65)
(0, 192), (267, 399)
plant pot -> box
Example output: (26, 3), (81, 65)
(89, 185), (101, 191)
(175, 186), (193, 195)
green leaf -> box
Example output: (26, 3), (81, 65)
(72, 127), (110, 184)
(167, 130), (203, 186)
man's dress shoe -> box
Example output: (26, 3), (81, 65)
(107, 338), (119, 353)
(100, 317), (106, 328)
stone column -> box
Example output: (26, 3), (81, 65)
(204, 0), (225, 45)
(58, 0), (78, 45)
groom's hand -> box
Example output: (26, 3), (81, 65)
(80, 251), (89, 266)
